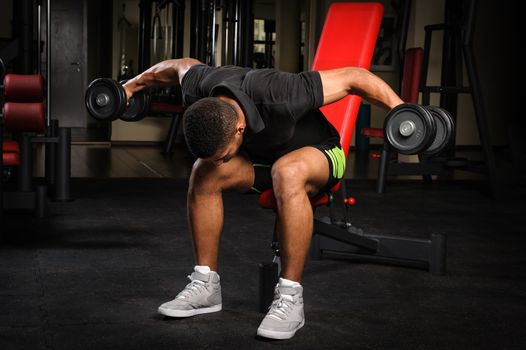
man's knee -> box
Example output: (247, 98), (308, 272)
(271, 161), (308, 200)
(189, 159), (222, 194)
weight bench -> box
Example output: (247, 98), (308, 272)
(257, 3), (447, 312)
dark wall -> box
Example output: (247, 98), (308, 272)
(474, 0), (522, 146)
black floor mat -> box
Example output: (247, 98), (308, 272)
(1, 179), (525, 349)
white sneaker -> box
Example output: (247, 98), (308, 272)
(257, 285), (305, 339)
(158, 271), (222, 317)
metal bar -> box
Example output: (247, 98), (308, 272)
(44, 119), (57, 186)
(36, 184), (48, 218)
(18, 134), (32, 192)
(162, 113), (181, 154)
(422, 86), (470, 93)
(313, 219), (378, 251)
(387, 161), (451, 176)
(377, 143), (390, 194)
(54, 127), (71, 201)
(139, 0), (153, 71)
(316, 231), (446, 274)
(46, 0), (51, 128)
(258, 262), (278, 313)
(37, 1), (42, 75)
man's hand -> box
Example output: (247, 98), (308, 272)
(122, 83), (133, 104)
(121, 58), (202, 103)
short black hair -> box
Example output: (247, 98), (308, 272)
(182, 97), (238, 158)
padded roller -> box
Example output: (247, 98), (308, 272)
(2, 140), (20, 153)
(3, 102), (46, 133)
(150, 102), (185, 114)
(2, 152), (20, 166)
(3, 74), (45, 102)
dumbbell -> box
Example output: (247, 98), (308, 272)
(85, 78), (151, 122)
(384, 103), (455, 156)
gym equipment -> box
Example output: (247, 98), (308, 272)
(2, 102), (46, 132)
(85, 78), (152, 122)
(2, 74), (45, 102)
(118, 80), (151, 122)
(383, 103), (436, 155)
(383, 104), (455, 156)
(256, 3), (447, 313)
(85, 78), (127, 121)
(423, 106), (455, 156)
(1, 65), (72, 219)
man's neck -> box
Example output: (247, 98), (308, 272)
(216, 95), (246, 124)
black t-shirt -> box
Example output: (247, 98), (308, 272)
(181, 64), (340, 162)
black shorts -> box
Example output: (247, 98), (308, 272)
(248, 141), (346, 196)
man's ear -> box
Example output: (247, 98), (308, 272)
(237, 125), (245, 135)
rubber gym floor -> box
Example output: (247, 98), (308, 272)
(1, 146), (525, 350)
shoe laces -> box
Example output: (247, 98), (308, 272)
(175, 275), (207, 300)
(268, 293), (295, 320)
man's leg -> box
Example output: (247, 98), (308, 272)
(158, 153), (254, 318)
(187, 153), (255, 271)
(257, 146), (332, 340)
(271, 147), (331, 281)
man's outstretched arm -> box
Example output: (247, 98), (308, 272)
(318, 67), (404, 110)
(123, 58), (202, 100)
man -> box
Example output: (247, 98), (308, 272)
(123, 58), (403, 340)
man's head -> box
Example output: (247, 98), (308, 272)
(183, 97), (245, 162)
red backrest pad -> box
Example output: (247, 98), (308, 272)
(400, 48), (423, 103)
(313, 2), (384, 157)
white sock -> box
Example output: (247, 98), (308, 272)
(279, 277), (301, 288)
(194, 265), (211, 275)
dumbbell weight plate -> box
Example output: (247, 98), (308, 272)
(423, 106), (455, 156)
(85, 78), (126, 121)
(384, 103), (436, 155)
(119, 80), (151, 122)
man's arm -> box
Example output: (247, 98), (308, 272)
(318, 67), (404, 110)
(123, 58), (202, 101)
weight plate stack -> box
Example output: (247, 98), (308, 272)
(384, 103), (436, 155)
(423, 106), (455, 156)
(120, 90), (151, 122)
(85, 78), (126, 121)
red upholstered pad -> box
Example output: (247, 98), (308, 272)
(257, 186), (355, 210)
(2, 152), (20, 166)
(3, 102), (46, 133)
(3, 74), (45, 102)
(2, 140), (21, 166)
(313, 3), (383, 157)
(257, 3), (383, 210)
(150, 102), (185, 114)
(258, 190), (332, 210)
(2, 140), (20, 153)
(401, 48), (424, 103)
(362, 127), (384, 138)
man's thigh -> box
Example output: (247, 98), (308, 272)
(191, 151), (255, 193)
(271, 147), (331, 196)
